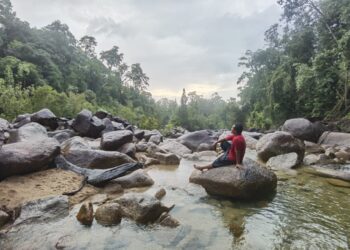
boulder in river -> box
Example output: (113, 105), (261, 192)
(112, 169), (154, 188)
(266, 152), (299, 169)
(282, 118), (325, 143)
(117, 142), (136, 158)
(159, 139), (192, 157)
(0, 138), (60, 180)
(8, 122), (47, 143)
(318, 131), (350, 147)
(72, 109), (105, 138)
(177, 130), (217, 152)
(95, 203), (122, 226)
(115, 193), (171, 224)
(63, 149), (135, 169)
(30, 108), (58, 130)
(189, 158), (277, 200)
(76, 202), (94, 226)
(101, 130), (133, 151)
(256, 131), (305, 164)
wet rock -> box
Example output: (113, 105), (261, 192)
(256, 131), (305, 164)
(282, 118), (324, 142)
(117, 142), (136, 158)
(318, 131), (350, 147)
(61, 136), (90, 153)
(0, 138), (60, 180)
(8, 122), (47, 143)
(154, 152), (180, 165)
(177, 130), (217, 152)
(160, 140), (192, 157)
(0, 210), (10, 228)
(115, 193), (169, 224)
(138, 154), (160, 167)
(13, 114), (31, 128)
(304, 141), (325, 154)
(146, 142), (167, 156)
(63, 149), (135, 169)
(335, 151), (350, 161)
(136, 142), (148, 152)
(76, 202), (94, 226)
(113, 169), (154, 188)
(134, 129), (145, 140)
(49, 129), (76, 143)
(14, 196), (69, 226)
(242, 133), (258, 150)
(266, 152), (299, 169)
(95, 203), (122, 226)
(189, 158), (277, 200)
(326, 178), (350, 188)
(30, 108), (58, 130)
(101, 130), (133, 150)
(303, 154), (319, 165)
(157, 212), (180, 228)
(155, 188), (166, 200)
(149, 134), (162, 145)
(72, 109), (105, 138)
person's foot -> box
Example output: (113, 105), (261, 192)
(194, 164), (204, 171)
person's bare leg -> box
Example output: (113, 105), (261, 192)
(193, 163), (213, 171)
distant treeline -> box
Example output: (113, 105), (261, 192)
(0, 0), (243, 131)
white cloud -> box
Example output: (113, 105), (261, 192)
(11, 0), (281, 101)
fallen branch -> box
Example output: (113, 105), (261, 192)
(55, 155), (143, 186)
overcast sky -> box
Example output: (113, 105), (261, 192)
(11, 0), (281, 101)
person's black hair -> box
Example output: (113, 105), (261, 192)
(234, 123), (243, 135)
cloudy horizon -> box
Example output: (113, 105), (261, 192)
(11, 0), (281, 101)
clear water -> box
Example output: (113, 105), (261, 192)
(1, 151), (350, 250)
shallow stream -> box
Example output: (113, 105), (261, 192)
(1, 150), (350, 250)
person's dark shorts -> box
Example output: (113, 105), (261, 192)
(212, 141), (235, 168)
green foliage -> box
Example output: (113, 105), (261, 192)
(238, 0), (350, 128)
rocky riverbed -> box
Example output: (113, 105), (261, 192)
(0, 110), (350, 249)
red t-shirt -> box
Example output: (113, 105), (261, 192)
(225, 134), (246, 163)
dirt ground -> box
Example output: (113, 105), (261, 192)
(0, 168), (99, 211)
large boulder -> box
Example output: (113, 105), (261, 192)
(30, 108), (58, 130)
(101, 130), (133, 151)
(0, 138), (60, 180)
(154, 152), (180, 165)
(72, 109), (105, 138)
(189, 158), (277, 200)
(12, 114), (31, 128)
(177, 130), (217, 152)
(266, 152), (299, 169)
(8, 122), (47, 143)
(115, 193), (170, 224)
(62, 149), (135, 169)
(117, 142), (136, 158)
(112, 169), (154, 188)
(159, 139), (192, 157)
(256, 131), (305, 164)
(318, 132), (350, 147)
(282, 118), (325, 142)
(61, 136), (91, 153)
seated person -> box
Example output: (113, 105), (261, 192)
(194, 123), (246, 171)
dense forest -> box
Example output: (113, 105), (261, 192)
(238, 0), (350, 129)
(0, 0), (349, 131)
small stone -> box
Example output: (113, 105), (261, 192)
(159, 213), (180, 228)
(0, 210), (10, 228)
(76, 202), (94, 226)
(95, 203), (122, 226)
(326, 179), (350, 188)
(155, 188), (166, 200)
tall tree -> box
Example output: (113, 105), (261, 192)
(78, 35), (97, 58)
